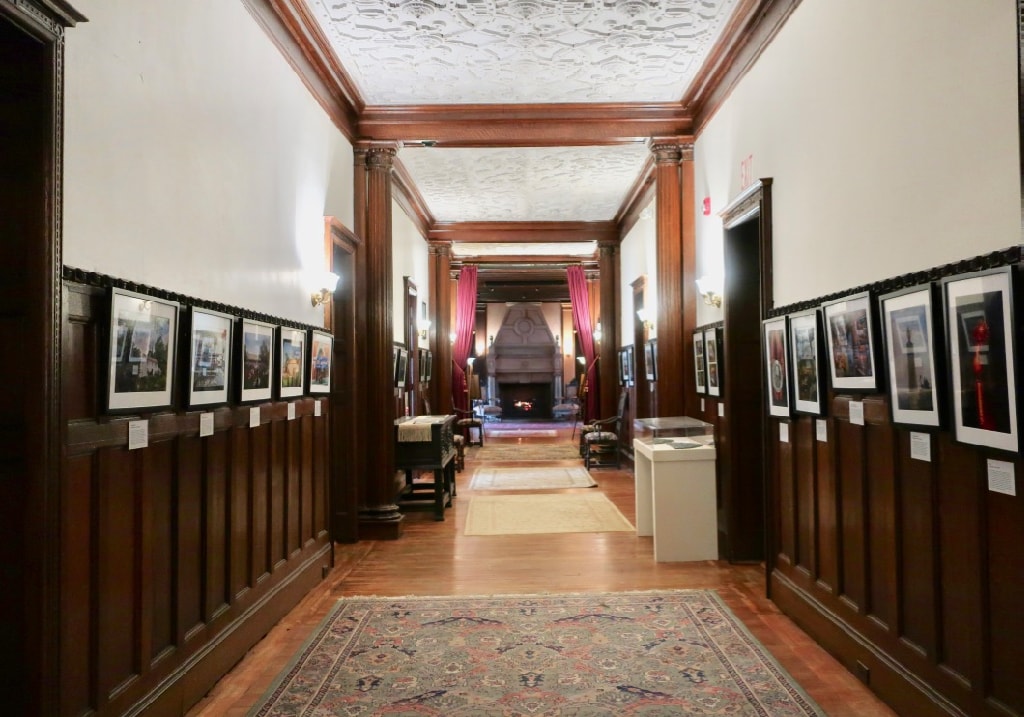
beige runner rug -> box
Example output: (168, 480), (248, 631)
(469, 466), (596, 491)
(488, 429), (558, 438)
(464, 493), (634, 536)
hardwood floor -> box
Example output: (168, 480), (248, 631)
(187, 422), (897, 717)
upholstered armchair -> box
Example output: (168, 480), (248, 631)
(581, 391), (627, 469)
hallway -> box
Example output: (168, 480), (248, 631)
(188, 421), (896, 716)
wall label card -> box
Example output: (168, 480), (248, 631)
(700, 398), (705, 412)
(816, 419), (828, 443)
(849, 401), (865, 426)
(987, 459), (1016, 496)
(199, 412), (214, 438)
(717, 403), (724, 418)
(315, 399), (322, 417)
(910, 432), (931, 462)
(249, 406), (260, 428)
(128, 419), (149, 450)
(779, 422), (789, 443)
(287, 402), (296, 421)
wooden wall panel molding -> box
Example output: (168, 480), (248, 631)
(766, 247), (1024, 717)
(429, 220), (617, 245)
(59, 279), (333, 717)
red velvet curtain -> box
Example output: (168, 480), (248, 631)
(567, 265), (599, 420)
(451, 265), (478, 412)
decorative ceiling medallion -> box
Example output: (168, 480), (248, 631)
(401, 144), (650, 222)
(309, 0), (740, 105)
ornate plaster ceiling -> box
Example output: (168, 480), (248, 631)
(309, 0), (740, 105)
(300, 0), (742, 268)
(399, 144), (651, 222)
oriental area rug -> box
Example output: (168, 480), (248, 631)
(464, 493), (633, 536)
(248, 590), (826, 717)
(472, 443), (581, 462)
(469, 466), (597, 491)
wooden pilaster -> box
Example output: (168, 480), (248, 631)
(353, 141), (403, 539)
(649, 137), (695, 418)
(597, 241), (620, 421)
(428, 242), (453, 415)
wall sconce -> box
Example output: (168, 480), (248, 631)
(310, 271), (340, 307)
(593, 321), (603, 343)
(696, 275), (724, 308)
(417, 318), (432, 342)
(636, 307), (654, 331)
(449, 332), (457, 344)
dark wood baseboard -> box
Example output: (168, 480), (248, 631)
(358, 516), (405, 540)
(124, 543), (333, 717)
(770, 570), (966, 717)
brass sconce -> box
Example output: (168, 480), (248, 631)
(696, 276), (724, 308)
(310, 271), (341, 307)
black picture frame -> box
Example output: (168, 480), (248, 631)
(942, 266), (1019, 453)
(878, 283), (944, 429)
(307, 329), (333, 395)
(237, 317), (275, 404)
(617, 348), (627, 386)
(277, 326), (307, 398)
(704, 327), (722, 397)
(106, 287), (179, 413)
(394, 345), (409, 389)
(644, 338), (658, 381)
(762, 316), (790, 418)
(788, 308), (826, 417)
(185, 306), (233, 409)
(821, 291), (882, 392)
(624, 344), (636, 387)
(693, 330), (707, 395)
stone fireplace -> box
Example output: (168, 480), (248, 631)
(485, 304), (562, 412)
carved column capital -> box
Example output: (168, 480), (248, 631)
(648, 137), (694, 164)
(428, 241), (452, 258)
(354, 140), (400, 170)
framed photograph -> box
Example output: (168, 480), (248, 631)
(106, 288), (179, 413)
(762, 317), (790, 418)
(238, 318), (275, 403)
(644, 338), (658, 381)
(693, 330), (707, 395)
(307, 330), (333, 395)
(618, 348), (627, 386)
(185, 307), (233, 408)
(277, 326), (307, 398)
(704, 327), (722, 397)
(624, 344), (636, 387)
(788, 309), (826, 416)
(424, 349), (433, 383)
(943, 266), (1019, 453)
(394, 345), (409, 389)
(822, 292), (881, 392)
(879, 284), (943, 429)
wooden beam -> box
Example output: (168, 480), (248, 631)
(429, 221), (617, 244)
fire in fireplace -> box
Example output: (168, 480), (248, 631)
(499, 383), (553, 420)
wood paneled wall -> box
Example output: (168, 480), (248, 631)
(60, 281), (333, 717)
(762, 255), (1024, 717)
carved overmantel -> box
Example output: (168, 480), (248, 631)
(488, 305), (561, 393)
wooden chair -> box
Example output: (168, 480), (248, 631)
(454, 406), (484, 446)
(582, 390), (628, 470)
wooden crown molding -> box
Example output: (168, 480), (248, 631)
(240, 0), (361, 140)
(392, 158), (434, 239)
(614, 155), (657, 240)
(685, 0), (804, 134)
(429, 221), (618, 244)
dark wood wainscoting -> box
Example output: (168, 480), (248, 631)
(769, 399), (1024, 717)
(60, 282), (333, 717)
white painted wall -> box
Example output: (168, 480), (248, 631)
(695, 0), (1020, 308)
(64, 0), (355, 324)
(619, 200), (657, 346)
(392, 200), (430, 343)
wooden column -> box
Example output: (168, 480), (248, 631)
(597, 241), (620, 421)
(353, 141), (403, 539)
(428, 242), (453, 415)
(649, 137), (695, 418)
